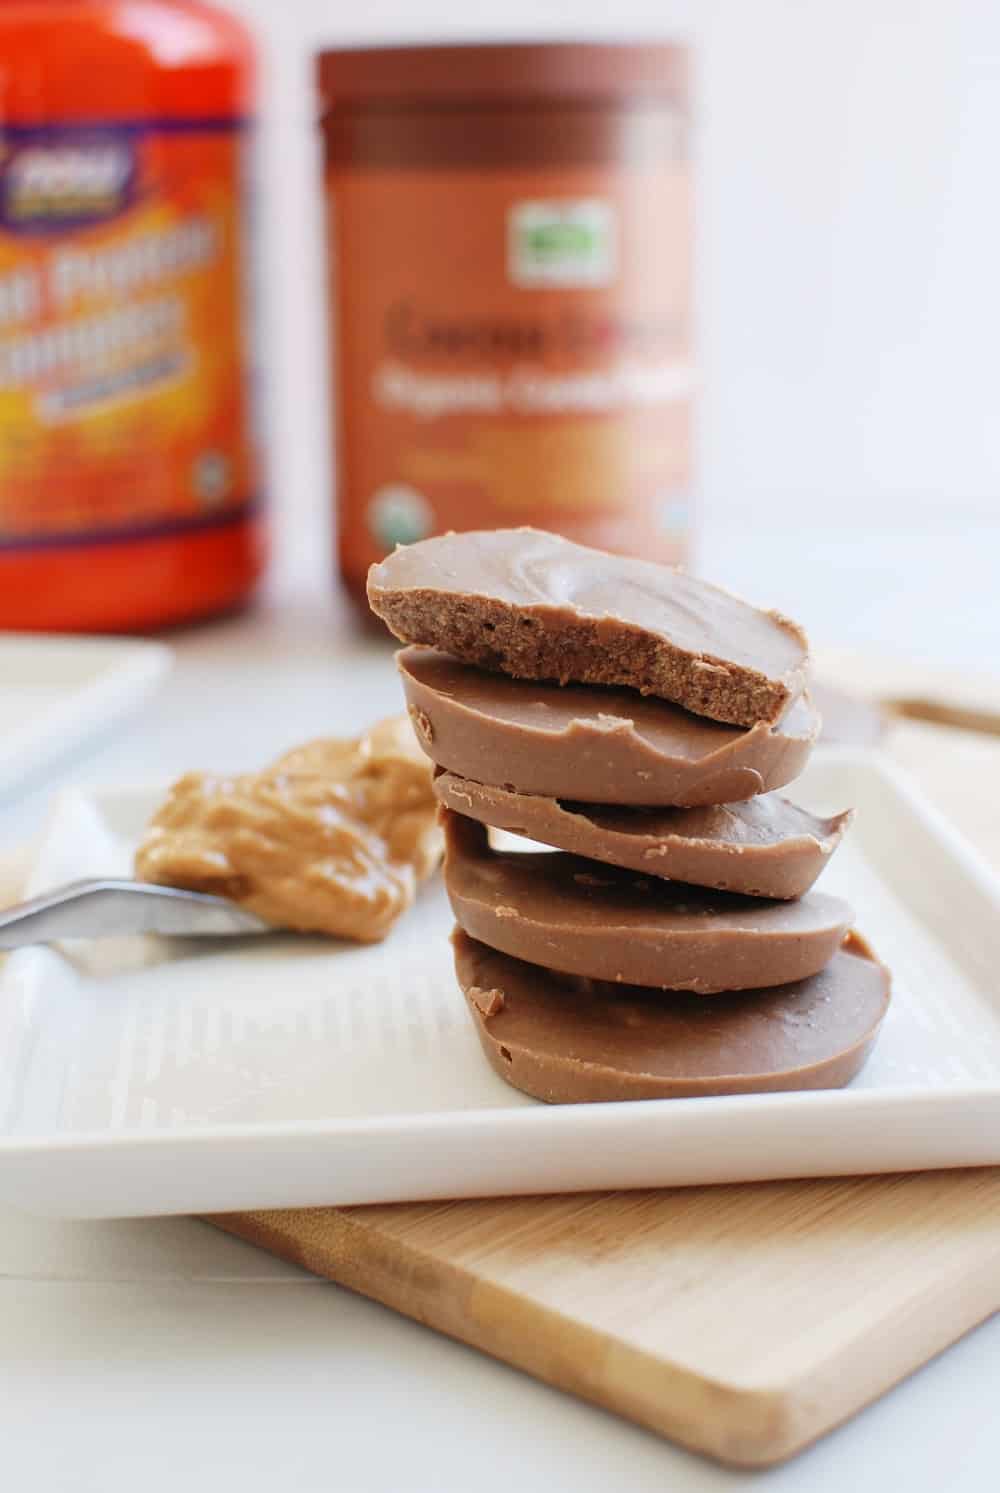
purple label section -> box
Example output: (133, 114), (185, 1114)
(0, 128), (139, 235)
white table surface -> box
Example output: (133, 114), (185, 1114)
(3, 515), (1000, 1492)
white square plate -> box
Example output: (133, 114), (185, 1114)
(0, 635), (172, 796)
(1, 751), (999, 1219)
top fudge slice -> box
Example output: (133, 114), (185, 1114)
(368, 528), (809, 729)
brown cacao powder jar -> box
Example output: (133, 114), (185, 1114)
(317, 42), (692, 605)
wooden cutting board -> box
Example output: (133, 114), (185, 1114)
(206, 681), (1000, 1467)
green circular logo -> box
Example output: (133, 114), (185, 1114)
(368, 485), (434, 548)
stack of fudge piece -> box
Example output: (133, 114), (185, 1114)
(369, 529), (890, 1104)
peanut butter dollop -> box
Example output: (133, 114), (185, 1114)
(134, 715), (442, 941)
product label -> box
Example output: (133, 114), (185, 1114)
(332, 148), (692, 580)
(0, 120), (257, 548)
(507, 199), (617, 288)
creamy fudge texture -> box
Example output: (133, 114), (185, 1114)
(434, 773), (852, 900)
(399, 647), (818, 806)
(442, 811), (853, 995)
(454, 928), (891, 1103)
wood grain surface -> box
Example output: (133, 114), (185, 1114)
(208, 1170), (1000, 1466)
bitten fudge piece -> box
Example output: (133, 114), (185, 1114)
(369, 528), (809, 728)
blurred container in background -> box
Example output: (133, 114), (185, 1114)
(0, 0), (264, 632)
(318, 42), (692, 608)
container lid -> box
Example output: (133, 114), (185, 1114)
(317, 41), (688, 112)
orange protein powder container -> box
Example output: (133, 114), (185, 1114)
(0, 0), (263, 631)
(318, 43), (692, 606)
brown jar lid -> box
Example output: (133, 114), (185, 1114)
(317, 41), (688, 113)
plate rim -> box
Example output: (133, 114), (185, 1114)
(0, 635), (172, 794)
